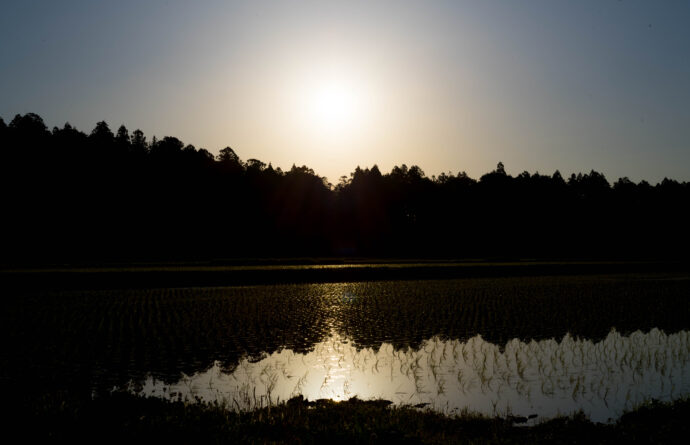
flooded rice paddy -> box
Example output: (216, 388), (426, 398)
(3, 273), (690, 422)
(131, 329), (690, 423)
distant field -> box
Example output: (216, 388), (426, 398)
(2, 259), (688, 290)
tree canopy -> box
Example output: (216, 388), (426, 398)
(1, 113), (688, 264)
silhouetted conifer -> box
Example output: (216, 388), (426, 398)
(1, 112), (688, 263)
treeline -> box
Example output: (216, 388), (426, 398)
(1, 112), (689, 263)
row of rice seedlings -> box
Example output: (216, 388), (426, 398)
(3, 273), (690, 395)
(336, 275), (690, 351)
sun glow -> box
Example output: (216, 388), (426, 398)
(305, 79), (365, 134)
(284, 61), (378, 143)
(311, 82), (357, 126)
(276, 56), (390, 165)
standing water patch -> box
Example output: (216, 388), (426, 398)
(126, 328), (690, 423)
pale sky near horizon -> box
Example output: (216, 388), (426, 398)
(1, 0), (689, 184)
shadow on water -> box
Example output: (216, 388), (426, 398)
(128, 329), (690, 423)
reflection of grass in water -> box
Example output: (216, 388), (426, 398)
(436, 377), (446, 396)
(428, 359), (438, 380)
(292, 372), (308, 398)
(3, 272), (690, 398)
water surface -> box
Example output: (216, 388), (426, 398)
(4, 274), (690, 415)
(131, 328), (690, 423)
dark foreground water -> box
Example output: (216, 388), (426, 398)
(3, 271), (690, 422)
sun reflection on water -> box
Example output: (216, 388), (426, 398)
(128, 328), (690, 423)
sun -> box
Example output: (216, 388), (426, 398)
(310, 82), (357, 128)
(300, 77), (367, 136)
(283, 62), (379, 146)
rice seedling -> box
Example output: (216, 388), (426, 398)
(436, 377), (446, 396)
(2, 269), (690, 430)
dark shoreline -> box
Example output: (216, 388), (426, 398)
(11, 391), (690, 444)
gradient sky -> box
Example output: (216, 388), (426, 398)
(1, 0), (689, 184)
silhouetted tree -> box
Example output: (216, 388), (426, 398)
(2, 111), (689, 263)
(218, 146), (240, 164)
(115, 125), (131, 150)
(496, 161), (506, 175)
(246, 158), (267, 172)
(90, 121), (114, 143)
(152, 136), (183, 156)
(130, 129), (147, 154)
(9, 112), (48, 135)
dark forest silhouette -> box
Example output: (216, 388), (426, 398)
(1, 113), (689, 263)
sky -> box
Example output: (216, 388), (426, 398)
(1, 0), (689, 184)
